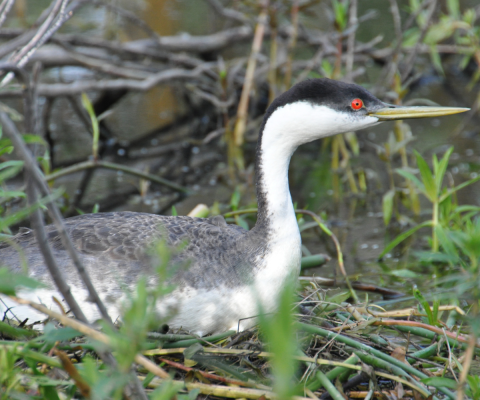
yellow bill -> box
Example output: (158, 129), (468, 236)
(369, 106), (470, 121)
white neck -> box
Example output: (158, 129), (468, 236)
(254, 101), (380, 234)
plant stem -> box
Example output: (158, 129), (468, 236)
(432, 200), (439, 252)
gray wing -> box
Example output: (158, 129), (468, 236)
(0, 211), (251, 290)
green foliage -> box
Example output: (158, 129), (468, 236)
(259, 282), (298, 400)
(404, 0), (480, 82)
(331, 0), (349, 31)
(0, 267), (44, 296)
(413, 287), (440, 326)
(382, 147), (480, 255)
(0, 346), (22, 399)
(81, 92), (100, 161)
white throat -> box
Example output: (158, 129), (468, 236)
(257, 101), (379, 236)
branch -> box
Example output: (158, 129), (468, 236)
(45, 159), (190, 193)
(204, 0), (249, 25)
(1, 111), (88, 323)
(0, 94), (113, 325)
(0, 0), (14, 28)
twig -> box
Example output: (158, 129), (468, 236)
(2, 0), (73, 86)
(205, 0), (249, 25)
(233, 0), (269, 146)
(456, 331), (477, 400)
(45, 159), (189, 193)
(1, 64), (213, 97)
(400, 0), (438, 82)
(284, 0), (300, 89)
(0, 0), (15, 28)
(76, 0), (160, 40)
(345, 0), (357, 78)
(0, 98), (113, 326)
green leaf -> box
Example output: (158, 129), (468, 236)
(435, 225), (459, 262)
(0, 320), (36, 339)
(0, 190), (62, 231)
(434, 147), (453, 193)
(235, 215), (249, 230)
(382, 188), (395, 226)
(230, 186), (241, 211)
(395, 168), (426, 196)
(22, 134), (47, 146)
(38, 324), (82, 344)
(413, 287), (434, 324)
(429, 46), (444, 75)
(0, 190), (26, 199)
(0, 267), (45, 296)
(420, 377), (458, 390)
(171, 206), (178, 216)
(378, 220), (432, 259)
(415, 151), (436, 201)
(81, 93), (100, 160)
(446, 0), (460, 19)
(390, 269), (419, 278)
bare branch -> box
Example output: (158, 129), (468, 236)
(0, 0), (15, 28)
(345, 0), (358, 79)
(0, 110), (89, 323)
(204, 0), (249, 25)
(0, 63), (212, 97)
(401, 0), (438, 82)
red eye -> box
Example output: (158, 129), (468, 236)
(351, 98), (363, 110)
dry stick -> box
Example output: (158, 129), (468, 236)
(205, 0), (249, 25)
(400, 0), (438, 82)
(456, 331), (477, 400)
(45, 159), (189, 193)
(76, 0), (160, 40)
(284, 0), (299, 89)
(0, 107), (113, 326)
(2, 0), (71, 87)
(233, 0), (268, 147)
(9, 296), (170, 380)
(345, 0), (357, 78)
(20, 182), (89, 323)
(24, 64), (211, 97)
(0, 0), (14, 28)
(0, 25), (254, 56)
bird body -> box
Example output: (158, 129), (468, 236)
(0, 79), (468, 335)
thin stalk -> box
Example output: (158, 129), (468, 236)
(233, 0), (268, 147)
(283, 0), (299, 89)
(315, 370), (345, 400)
(432, 199), (439, 252)
(45, 159), (189, 193)
(307, 354), (360, 391)
(161, 330), (236, 349)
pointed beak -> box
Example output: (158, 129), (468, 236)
(368, 105), (470, 121)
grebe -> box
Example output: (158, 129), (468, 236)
(0, 78), (468, 335)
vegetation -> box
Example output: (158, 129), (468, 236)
(0, 0), (479, 399)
